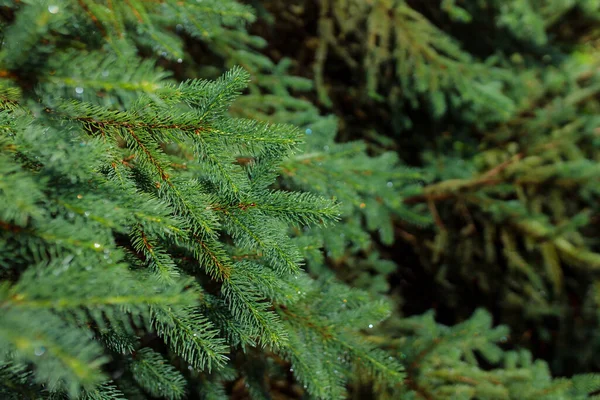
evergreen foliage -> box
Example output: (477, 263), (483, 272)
(381, 309), (600, 399)
(308, 0), (600, 126)
(393, 1), (600, 376)
(409, 52), (600, 374)
(3, 0), (600, 399)
(0, 1), (404, 398)
(255, 0), (600, 383)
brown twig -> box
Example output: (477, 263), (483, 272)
(403, 153), (523, 205)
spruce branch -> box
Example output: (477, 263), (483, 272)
(130, 348), (186, 400)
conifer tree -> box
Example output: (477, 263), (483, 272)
(0, 1), (404, 398)
(3, 1), (600, 400)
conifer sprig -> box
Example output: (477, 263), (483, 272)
(0, 0), (360, 391)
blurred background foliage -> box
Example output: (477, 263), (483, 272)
(233, 0), (600, 389)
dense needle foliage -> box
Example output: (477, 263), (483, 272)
(2, 1), (600, 400)
(0, 1), (402, 399)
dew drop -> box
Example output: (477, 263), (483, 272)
(323, 145), (330, 151)
(34, 346), (46, 356)
(368, 324), (374, 329)
(177, 58), (183, 63)
(193, 333), (197, 337)
(297, 291), (301, 294)
(101, 70), (109, 77)
(387, 181), (393, 188)
(289, 368), (294, 372)
(84, 211), (91, 217)
(62, 255), (74, 266)
(93, 243), (101, 249)
(75, 87), (84, 94)
(305, 128), (312, 135)
(188, 365), (193, 371)
(48, 5), (59, 14)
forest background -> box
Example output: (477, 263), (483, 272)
(2, 0), (600, 399)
